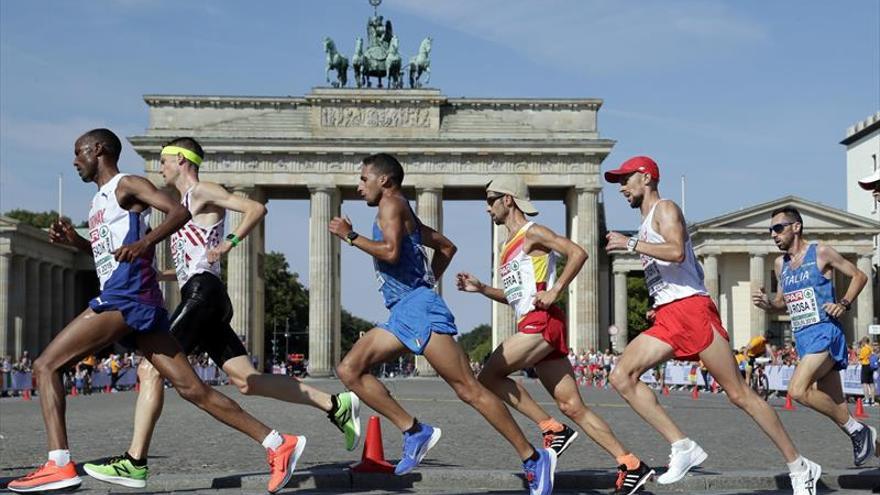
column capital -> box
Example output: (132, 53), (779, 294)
(308, 184), (339, 194)
(748, 250), (768, 258)
(612, 267), (630, 275)
(415, 186), (443, 194)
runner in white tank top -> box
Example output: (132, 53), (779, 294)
(457, 176), (654, 493)
(604, 156), (818, 494)
(169, 186), (224, 286)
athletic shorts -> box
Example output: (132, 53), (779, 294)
(518, 305), (567, 362)
(379, 286), (457, 355)
(169, 273), (247, 368)
(793, 322), (847, 371)
(644, 295), (730, 361)
(89, 294), (169, 333)
(861, 365), (874, 384)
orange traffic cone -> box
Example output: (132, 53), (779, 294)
(22, 389), (32, 401)
(104, 384), (111, 393)
(711, 380), (719, 394)
(70, 386), (78, 397)
(855, 398), (869, 419)
(691, 386), (699, 400)
(783, 394), (796, 411)
(662, 385), (670, 396)
(352, 416), (395, 473)
(135, 381), (140, 393)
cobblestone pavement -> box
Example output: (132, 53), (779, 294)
(1, 377), (878, 493)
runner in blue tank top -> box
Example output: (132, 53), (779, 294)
(10, 129), (304, 494)
(753, 206), (875, 468)
(329, 153), (556, 495)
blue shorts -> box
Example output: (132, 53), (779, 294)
(89, 294), (170, 334)
(794, 322), (847, 371)
(379, 286), (457, 355)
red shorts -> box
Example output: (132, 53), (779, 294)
(644, 295), (730, 361)
(518, 305), (568, 362)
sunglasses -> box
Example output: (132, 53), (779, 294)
(769, 222), (794, 234)
(487, 195), (504, 206)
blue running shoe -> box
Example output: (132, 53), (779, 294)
(522, 448), (556, 495)
(394, 423), (442, 475)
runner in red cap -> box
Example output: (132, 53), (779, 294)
(604, 156), (820, 495)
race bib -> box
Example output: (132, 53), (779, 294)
(783, 287), (821, 331)
(171, 234), (188, 283)
(90, 225), (116, 280)
(501, 259), (526, 308)
(643, 260), (668, 296)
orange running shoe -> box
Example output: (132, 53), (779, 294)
(9, 460), (82, 493)
(266, 434), (306, 494)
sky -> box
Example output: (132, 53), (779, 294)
(2, 0), (879, 335)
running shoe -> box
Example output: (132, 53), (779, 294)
(522, 448), (557, 495)
(850, 423), (877, 466)
(614, 461), (655, 494)
(789, 458), (821, 495)
(8, 461), (82, 493)
(656, 440), (707, 484)
(542, 423), (579, 457)
(328, 391), (361, 451)
(266, 434), (306, 494)
(84, 455), (148, 488)
(394, 423), (442, 475)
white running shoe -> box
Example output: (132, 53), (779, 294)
(657, 440), (707, 484)
(789, 458), (821, 495)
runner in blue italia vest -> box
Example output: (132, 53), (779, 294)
(753, 206), (874, 468)
(329, 153), (556, 495)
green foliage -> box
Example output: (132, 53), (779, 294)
(459, 323), (492, 362)
(627, 275), (651, 341)
(4, 209), (73, 228)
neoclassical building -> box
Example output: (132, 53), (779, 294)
(611, 196), (878, 350)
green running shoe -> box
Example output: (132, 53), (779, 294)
(84, 455), (148, 488)
(329, 391), (361, 451)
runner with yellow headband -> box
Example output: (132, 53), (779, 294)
(161, 145), (203, 166)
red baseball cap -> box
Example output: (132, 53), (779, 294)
(604, 156), (660, 183)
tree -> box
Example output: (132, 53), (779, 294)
(459, 323), (492, 362)
(626, 275), (651, 342)
(4, 209), (74, 228)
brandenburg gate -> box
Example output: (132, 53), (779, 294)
(130, 88), (614, 376)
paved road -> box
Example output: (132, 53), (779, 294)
(2, 377), (878, 493)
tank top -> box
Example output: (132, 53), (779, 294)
(638, 200), (707, 307)
(87, 173), (163, 306)
(499, 222), (557, 321)
(170, 186), (225, 286)
(779, 244), (835, 332)
(373, 205), (436, 308)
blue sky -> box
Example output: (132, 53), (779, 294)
(2, 0), (878, 334)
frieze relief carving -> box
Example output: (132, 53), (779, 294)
(320, 106), (431, 128)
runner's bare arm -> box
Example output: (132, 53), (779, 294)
(49, 218), (92, 253)
(329, 197), (406, 263)
(606, 201), (687, 262)
(752, 256), (786, 311)
(526, 223), (586, 309)
(420, 223), (457, 279)
(196, 182), (267, 261)
(817, 243), (868, 318)
(455, 272), (507, 303)
(114, 175), (191, 262)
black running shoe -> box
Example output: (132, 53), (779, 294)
(851, 423), (877, 466)
(542, 424), (578, 457)
(614, 461), (655, 495)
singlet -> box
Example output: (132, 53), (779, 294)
(373, 205), (436, 308)
(638, 200), (707, 307)
(779, 244), (835, 332)
(87, 173), (163, 306)
(499, 222), (557, 321)
(170, 186), (225, 286)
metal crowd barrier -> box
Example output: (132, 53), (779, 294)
(1, 365), (229, 395)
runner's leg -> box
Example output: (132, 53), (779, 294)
(788, 352), (847, 425)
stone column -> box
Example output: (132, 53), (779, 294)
(415, 187), (443, 376)
(702, 254), (719, 303)
(25, 259), (41, 354)
(749, 252), (767, 339)
(308, 186), (340, 377)
(11, 256), (27, 358)
(0, 251), (10, 358)
(51, 266), (63, 336)
(63, 269), (76, 323)
(491, 221), (515, 349)
(227, 188), (256, 362)
(565, 187), (600, 353)
(857, 254), (875, 339)
(149, 209), (179, 311)
(613, 268), (629, 351)
(39, 262), (51, 351)
(250, 188), (267, 369)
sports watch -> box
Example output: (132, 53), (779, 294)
(225, 233), (241, 247)
(346, 231), (359, 246)
(626, 236), (639, 253)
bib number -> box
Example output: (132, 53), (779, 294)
(784, 287), (821, 331)
(90, 225), (116, 280)
(643, 260), (668, 296)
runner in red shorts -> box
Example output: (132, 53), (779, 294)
(457, 176), (653, 495)
(605, 156), (819, 495)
